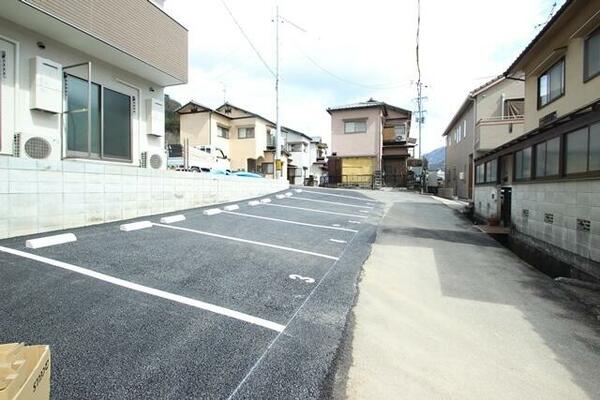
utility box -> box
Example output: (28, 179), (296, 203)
(30, 56), (62, 113)
(146, 98), (165, 137)
(0, 343), (51, 400)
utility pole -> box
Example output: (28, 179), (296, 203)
(417, 81), (423, 159)
(274, 5), (282, 179)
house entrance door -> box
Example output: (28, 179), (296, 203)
(0, 38), (16, 154)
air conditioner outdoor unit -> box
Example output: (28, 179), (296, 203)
(148, 153), (163, 169)
(13, 133), (59, 160)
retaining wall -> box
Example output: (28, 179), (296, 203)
(0, 155), (289, 239)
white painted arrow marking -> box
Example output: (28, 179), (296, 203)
(289, 274), (315, 284)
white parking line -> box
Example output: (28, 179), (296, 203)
(265, 203), (368, 218)
(329, 239), (347, 244)
(348, 220), (362, 224)
(287, 197), (373, 209)
(222, 211), (358, 232)
(152, 223), (340, 261)
(302, 190), (372, 201)
(0, 246), (285, 332)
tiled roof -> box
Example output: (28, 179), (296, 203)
(327, 98), (412, 116)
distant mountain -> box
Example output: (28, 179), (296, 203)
(423, 146), (445, 170)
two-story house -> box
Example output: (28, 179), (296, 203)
(285, 130), (328, 185)
(308, 137), (328, 186)
(442, 76), (524, 200)
(177, 101), (290, 179)
(285, 127), (312, 185)
(474, 0), (600, 281)
(0, 0), (187, 168)
(327, 99), (413, 188)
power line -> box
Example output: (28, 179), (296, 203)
(535, 1), (557, 29)
(219, 0), (275, 77)
(290, 39), (411, 90)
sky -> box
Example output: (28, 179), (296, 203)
(164, 0), (564, 155)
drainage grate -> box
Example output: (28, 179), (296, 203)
(149, 154), (162, 169)
(576, 219), (591, 232)
(24, 137), (51, 159)
(544, 213), (554, 224)
(12, 133), (21, 157)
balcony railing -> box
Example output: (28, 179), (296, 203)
(477, 115), (524, 124)
(475, 115), (524, 153)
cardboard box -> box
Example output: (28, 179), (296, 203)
(0, 343), (51, 400)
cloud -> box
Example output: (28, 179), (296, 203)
(164, 0), (563, 154)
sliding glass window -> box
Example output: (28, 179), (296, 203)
(538, 59), (564, 108)
(65, 74), (132, 161)
(566, 123), (600, 175)
(584, 28), (600, 81)
(515, 147), (532, 180)
(103, 88), (131, 160)
(535, 137), (560, 178)
(485, 159), (497, 183)
(65, 75), (101, 157)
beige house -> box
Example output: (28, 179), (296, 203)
(474, 0), (600, 280)
(177, 102), (289, 179)
(442, 76), (524, 200)
(327, 99), (413, 187)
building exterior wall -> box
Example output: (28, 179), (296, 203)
(0, 17), (166, 167)
(208, 113), (232, 156)
(474, 185), (500, 220)
(228, 119), (269, 172)
(511, 180), (600, 271)
(180, 112), (210, 147)
(331, 108), (381, 159)
(20, 0), (188, 82)
(0, 154), (288, 239)
(475, 78), (523, 122)
(520, 0), (600, 133)
(341, 157), (375, 176)
(444, 103), (475, 199)
(287, 130), (311, 185)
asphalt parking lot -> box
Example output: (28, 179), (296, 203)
(0, 187), (381, 399)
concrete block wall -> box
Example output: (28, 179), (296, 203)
(0, 155), (288, 239)
(474, 185), (500, 220)
(511, 181), (600, 264)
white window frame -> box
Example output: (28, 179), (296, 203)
(344, 119), (367, 134)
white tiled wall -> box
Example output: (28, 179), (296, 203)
(511, 181), (600, 263)
(0, 155), (289, 238)
(474, 185), (500, 220)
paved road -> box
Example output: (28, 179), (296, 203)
(334, 191), (600, 400)
(0, 188), (380, 399)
